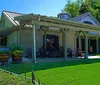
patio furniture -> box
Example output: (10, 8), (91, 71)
(25, 47), (32, 58)
(67, 48), (72, 57)
(37, 48), (46, 58)
(76, 48), (83, 57)
(47, 51), (61, 57)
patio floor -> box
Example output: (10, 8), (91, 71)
(1, 55), (100, 65)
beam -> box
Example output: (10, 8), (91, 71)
(32, 21), (100, 33)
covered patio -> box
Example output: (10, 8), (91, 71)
(0, 27), (17, 46)
(14, 13), (100, 63)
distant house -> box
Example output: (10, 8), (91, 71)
(0, 10), (100, 62)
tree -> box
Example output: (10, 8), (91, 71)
(64, 2), (80, 17)
(63, 0), (100, 22)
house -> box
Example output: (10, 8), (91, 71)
(0, 10), (100, 62)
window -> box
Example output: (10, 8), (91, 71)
(83, 21), (93, 25)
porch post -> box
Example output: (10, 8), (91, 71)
(74, 34), (76, 51)
(32, 23), (36, 63)
(62, 30), (68, 60)
(17, 26), (21, 45)
(44, 31), (47, 51)
(16, 27), (20, 46)
(96, 38), (99, 54)
(78, 35), (81, 50)
(85, 33), (88, 59)
(88, 38), (90, 47)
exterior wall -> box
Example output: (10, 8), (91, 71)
(1, 13), (15, 47)
(66, 33), (75, 51)
(36, 31), (44, 51)
(7, 28), (76, 54)
(7, 31), (18, 47)
(20, 28), (33, 50)
(36, 31), (75, 52)
(1, 13), (14, 27)
(36, 31), (62, 51)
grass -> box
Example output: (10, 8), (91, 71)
(0, 70), (33, 85)
(1, 59), (100, 85)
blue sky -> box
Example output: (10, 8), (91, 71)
(0, 0), (76, 17)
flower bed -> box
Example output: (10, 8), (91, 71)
(0, 47), (10, 62)
(10, 45), (23, 64)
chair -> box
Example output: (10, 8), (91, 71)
(67, 48), (72, 57)
(76, 48), (83, 57)
(25, 47), (32, 58)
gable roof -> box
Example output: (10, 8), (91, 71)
(2, 10), (33, 28)
(2, 10), (24, 26)
(71, 12), (100, 26)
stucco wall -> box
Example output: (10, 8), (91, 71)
(7, 31), (18, 47)
(20, 28), (33, 50)
(2, 13), (15, 47)
(67, 33), (75, 51)
(7, 28), (76, 53)
(36, 31), (75, 51)
(36, 31), (63, 51)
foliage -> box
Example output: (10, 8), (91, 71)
(10, 45), (23, 57)
(63, 0), (100, 22)
(64, 1), (80, 17)
(0, 47), (10, 54)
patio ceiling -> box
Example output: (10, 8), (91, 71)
(0, 27), (16, 36)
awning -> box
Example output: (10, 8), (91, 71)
(0, 27), (16, 36)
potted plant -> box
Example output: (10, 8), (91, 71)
(10, 45), (23, 64)
(0, 47), (10, 63)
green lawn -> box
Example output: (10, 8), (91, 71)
(1, 59), (100, 85)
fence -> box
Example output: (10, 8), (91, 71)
(0, 68), (40, 85)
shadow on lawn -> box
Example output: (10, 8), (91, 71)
(1, 58), (100, 74)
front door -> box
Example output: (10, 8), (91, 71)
(90, 39), (96, 53)
(43, 35), (59, 51)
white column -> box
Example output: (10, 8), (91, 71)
(88, 38), (90, 47)
(62, 31), (68, 60)
(74, 34), (76, 51)
(96, 38), (99, 54)
(85, 33), (88, 59)
(78, 35), (81, 50)
(32, 24), (36, 63)
(18, 26), (21, 46)
(44, 31), (47, 51)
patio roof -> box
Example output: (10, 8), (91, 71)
(14, 13), (100, 62)
(0, 27), (16, 36)
(14, 13), (100, 33)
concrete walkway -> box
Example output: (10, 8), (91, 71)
(88, 56), (100, 59)
(1, 56), (100, 64)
